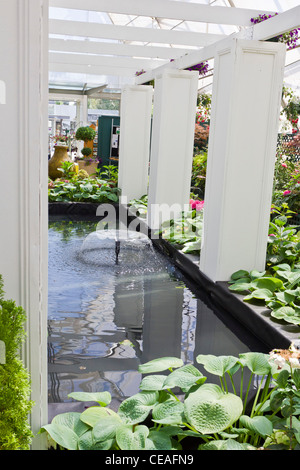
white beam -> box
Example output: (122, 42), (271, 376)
(0, 0), (48, 449)
(49, 62), (139, 77)
(49, 51), (166, 70)
(136, 6), (300, 84)
(200, 39), (286, 281)
(147, 69), (199, 229)
(118, 85), (153, 203)
(49, 38), (194, 60)
(49, 0), (276, 27)
(49, 19), (226, 46)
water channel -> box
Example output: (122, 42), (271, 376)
(48, 214), (268, 416)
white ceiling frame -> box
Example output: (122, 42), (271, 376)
(49, 62), (138, 77)
(136, 5), (300, 84)
(49, 51), (166, 71)
(49, 0), (276, 27)
(49, 38), (195, 60)
(49, 19), (226, 46)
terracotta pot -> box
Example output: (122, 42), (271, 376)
(48, 145), (72, 180)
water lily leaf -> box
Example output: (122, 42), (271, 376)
(116, 424), (149, 450)
(239, 415), (273, 437)
(196, 354), (239, 377)
(118, 391), (159, 424)
(184, 384), (243, 434)
(68, 391), (111, 407)
(138, 357), (183, 374)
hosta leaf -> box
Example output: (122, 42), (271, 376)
(68, 391), (111, 407)
(138, 357), (183, 374)
(80, 406), (119, 427)
(41, 423), (79, 450)
(229, 283), (252, 293)
(184, 384), (243, 434)
(200, 439), (255, 450)
(251, 277), (284, 292)
(92, 415), (122, 442)
(51, 411), (89, 437)
(238, 352), (271, 375)
(152, 399), (185, 424)
(139, 374), (168, 391)
(116, 424), (149, 450)
(118, 391), (159, 424)
(230, 270), (250, 281)
(196, 354), (239, 377)
(162, 364), (205, 391)
(271, 306), (300, 325)
(145, 430), (174, 450)
(243, 288), (274, 301)
(239, 415), (273, 437)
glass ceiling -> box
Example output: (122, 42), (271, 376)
(48, 0), (300, 95)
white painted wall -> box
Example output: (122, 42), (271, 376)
(200, 38), (286, 281)
(0, 0), (48, 448)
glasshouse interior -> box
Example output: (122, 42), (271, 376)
(1, 0), (300, 452)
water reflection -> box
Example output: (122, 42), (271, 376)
(48, 216), (268, 409)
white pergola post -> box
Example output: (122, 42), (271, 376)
(0, 0), (48, 449)
(200, 38), (286, 282)
(118, 85), (153, 203)
(147, 69), (199, 229)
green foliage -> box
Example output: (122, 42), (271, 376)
(48, 166), (120, 203)
(75, 126), (96, 142)
(0, 276), (34, 450)
(81, 147), (92, 157)
(190, 151), (207, 198)
(40, 350), (300, 450)
(57, 161), (76, 179)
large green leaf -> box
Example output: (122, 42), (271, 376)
(184, 384), (243, 434)
(243, 289), (274, 301)
(251, 277), (284, 292)
(238, 352), (271, 375)
(196, 354), (239, 377)
(200, 439), (255, 450)
(145, 430), (174, 450)
(80, 406), (119, 427)
(239, 415), (273, 438)
(92, 415), (122, 443)
(118, 391), (159, 424)
(41, 423), (79, 450)
(138, 357), (183, 374)
(139, 374), (168, 391)
(68, 391), (111, 407)
(152, 398), (185, 425)
(162, 364), (205, 391)
(116, 424), (149, 450)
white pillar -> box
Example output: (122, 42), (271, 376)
(147, 69), (199, 229)
(200, 38), (286, 281)
(118, 85), (153, 203)
(0, 0), (48, 448)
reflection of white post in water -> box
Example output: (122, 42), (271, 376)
(142, 275), (184, 363)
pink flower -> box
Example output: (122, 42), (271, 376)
(281, 163), (287, 168)
(283, 190), (292, 196)
(190, 198), (204, 210)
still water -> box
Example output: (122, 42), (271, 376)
(48, 216), (268, 408)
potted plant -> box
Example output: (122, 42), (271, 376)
(75, 126), (98, 176)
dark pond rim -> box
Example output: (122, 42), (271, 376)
(48, 201), (298, 350)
